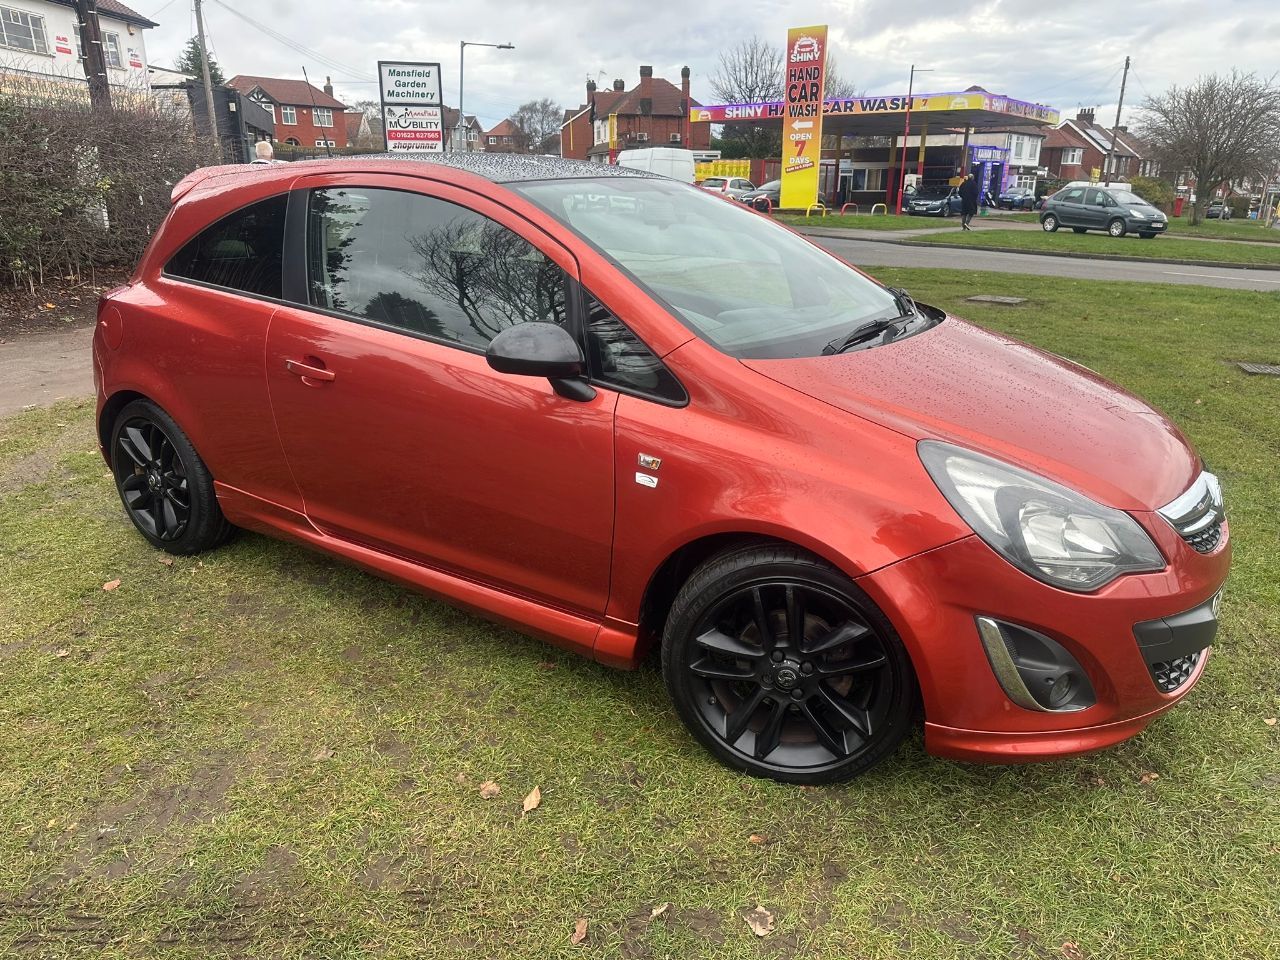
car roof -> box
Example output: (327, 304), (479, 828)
(171, 152), (660, 204)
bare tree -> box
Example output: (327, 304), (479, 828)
(824, 55), (860, 101)
(710, 36), (784, 159)
(511, 98), (563, 154)
(1138, 71), (1280, 224)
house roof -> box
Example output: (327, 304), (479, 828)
(486, 118), (519, 137)
(344, 111), (366, 140)
(1044, 124), (1092, 151)
(1062, 117), (1136, 158)
(228, 75), (346, 110)
(441, 107), (480, 130)
(611, 77), (699, 117)
(50, 0), (156, 28)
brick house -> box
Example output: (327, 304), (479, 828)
(1042, 108), (1155, 182)
(561, 65), (708, 163)
(0, 0), (155, 92)
(441, 106), (482, 152)
(229, 73), (347, 149)
(484, 117), (520, 152)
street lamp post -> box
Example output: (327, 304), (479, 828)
(895, 64), (932, 215)
(457, 39), (514, 152)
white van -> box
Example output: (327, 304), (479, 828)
(615, 147), (696, 184)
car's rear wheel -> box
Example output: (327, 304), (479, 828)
(1108, 218), (1127, 237)
(109, 400), (233, 555)
(661, 544), (917, 784)
(1041, 214), (1059, 232)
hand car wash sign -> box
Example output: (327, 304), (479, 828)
(779, 25), (828, 210)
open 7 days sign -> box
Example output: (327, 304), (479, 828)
(378, 61), (443, 153)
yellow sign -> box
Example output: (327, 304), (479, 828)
(779, 24), (828, 210)
(694, 159), (752, 182)
(1090, 167), (1101, 183)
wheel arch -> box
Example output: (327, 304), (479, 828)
(97, 389), (151, 453)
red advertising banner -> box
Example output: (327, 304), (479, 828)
(779, 25), (828, 209)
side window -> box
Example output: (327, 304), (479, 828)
(1084, 188), (1103, 206)
(306, 187), (567, 349)
(1061, 188), (1085, 204)
(165, 193), (288, 298)
(583, 292), (685, 404)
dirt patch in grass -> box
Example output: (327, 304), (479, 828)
(0, 272), (125, 339)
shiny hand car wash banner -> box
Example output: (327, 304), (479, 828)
(779, 25), (828, 210)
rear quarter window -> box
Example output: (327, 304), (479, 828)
(165, 194), (288, 299)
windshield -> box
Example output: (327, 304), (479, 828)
(513, 177), (904, 359)
(1111, 190), (1150, 206)
(914, 187), (951, 200)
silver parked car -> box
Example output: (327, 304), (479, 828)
(700, 176), (756, 200)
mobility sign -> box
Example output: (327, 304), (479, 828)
(377, 61), (443, 153)
(779, 25), (828, 210)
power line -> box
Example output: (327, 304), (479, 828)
(208, 0), (375, 82)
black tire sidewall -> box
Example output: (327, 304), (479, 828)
(109, 400), (229, 555)
(661, 547), (917, 784)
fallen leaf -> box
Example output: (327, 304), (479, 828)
(157, 557), (174, 567)
(1061, 941), (1085, 960)
(312, 746), (335, 762)
(1265, 717), (1277, 726)
(748, 833), (767, 845)
(522, 785), (541, 816)
(43, 302), (56, 309)
(478, 780), (500, 799)
(102, 579), (121, 591)
(55, 648), (70, 658)
(570, 917), (588, 945)
(46, 818), (58, 829)
(455, 772), (469, 784)
(649, 902), (671, 919)
(743, 905), (775, 937)
(1139, 771), (1160, 785)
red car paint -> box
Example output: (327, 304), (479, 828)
(95, 157), (1229, 765)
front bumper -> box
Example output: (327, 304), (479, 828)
(858, 511), (1230, 763)
(1127, 217), (1167, 232)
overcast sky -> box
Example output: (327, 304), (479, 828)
(146, 0), (1280, 129)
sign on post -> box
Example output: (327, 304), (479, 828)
(377, 61), (444, 153)
(779, 25), (828, 210)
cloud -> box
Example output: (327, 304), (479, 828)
(150, 0), (1277, 128)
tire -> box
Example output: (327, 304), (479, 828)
(1139, 232), (1157, 239)
(109, 399), (234, 555)
(1072, 227), (1088, 234)
(661, 543), (918, 784)
(943, 204), (953, 218)
(1108, 218), (1127, 238)
(1040, 214), (1059, 232)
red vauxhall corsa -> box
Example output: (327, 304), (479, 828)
(93, 155), (1229, 784)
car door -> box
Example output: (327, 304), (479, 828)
(1081, 188), (1109, 229)
(1056, 187), (1086, 225)
(264, 175), (617, 617)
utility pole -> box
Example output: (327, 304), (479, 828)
(1102, 56), (1130, 183)
(895, 65), (931, 215)
(193, 0), (219, 149)
(72, 0), (111, 111)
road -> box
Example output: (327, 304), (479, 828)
(810, 235), (1280, 291)
(0, 325), (95, 418)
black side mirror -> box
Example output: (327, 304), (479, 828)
(486, 323), (595, 401)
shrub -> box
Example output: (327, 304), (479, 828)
(0, 75), (217, 289)
(1129, 175), (1176, 211)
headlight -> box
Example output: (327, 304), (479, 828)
(919, 441), (1165, 591)
(1129, 208), (1148, 218)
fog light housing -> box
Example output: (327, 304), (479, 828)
(976, 617), (1097, 713)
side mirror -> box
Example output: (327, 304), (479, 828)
(486, 323), (595, 401)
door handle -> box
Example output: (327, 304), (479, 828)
(284, 358), (336, 385)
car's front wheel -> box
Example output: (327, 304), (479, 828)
(1139, 232), (1157, 239)
(1041, 214), (1059, 232)
(1108, 218), (1127, 237)
(109, 399), (233, 555)
(661, 544), (917, 784)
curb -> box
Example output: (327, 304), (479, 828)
(797, 228), (1280, 272)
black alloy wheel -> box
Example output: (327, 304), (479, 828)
(663, 545), (916, 784)
(109, 400), (233, 554)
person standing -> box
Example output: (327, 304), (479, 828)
(250, 140), (276, 165)
(959, 173), (979, 230)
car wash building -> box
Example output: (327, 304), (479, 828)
(690, 84), (1060, 211)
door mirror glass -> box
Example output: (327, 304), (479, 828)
(486, 322), (584, 379)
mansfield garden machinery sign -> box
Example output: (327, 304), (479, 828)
(378, 61), (444, 153)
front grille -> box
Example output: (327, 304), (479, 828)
(1149, 649), (1203, 693)
(1158, 472), (1225, 555)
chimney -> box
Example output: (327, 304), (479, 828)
(613, 78), (625, 92)
(1077, 107), (1094, 124)
(680, 65), (690, 101)
(587, 78), (596, 116)
(323, 76), (333, 98)
(639, 65), (653, 114)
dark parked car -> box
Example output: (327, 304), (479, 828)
(739, 180), (831, 210)
(1039, 185), (1168, 238)
(1205, 200), (1233, 220)
(997, 187), (1036, 210)
(906, 186), (961, 217)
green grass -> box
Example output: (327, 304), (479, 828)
(1165, 217), (1280, 244)
(774, 212), (949, 231)
(3, 271), (1280, 958)
(906, 228), (1280, 266)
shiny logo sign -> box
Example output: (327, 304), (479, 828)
(779, 24), (828, 210)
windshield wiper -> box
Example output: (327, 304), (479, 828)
(822, 288), (919, 356)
